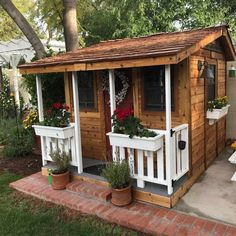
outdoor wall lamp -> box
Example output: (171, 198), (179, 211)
(198, 60), (214, 79)
(228, 64), (236, 78)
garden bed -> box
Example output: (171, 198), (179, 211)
(0, 152), (42, 176)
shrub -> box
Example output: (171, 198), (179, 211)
(0, 74), (15, 119)
(50, 150), (70, 174)
(101, 161), (131, 189)
(0, 118), (18, 145)
(2, 126), (34, 158)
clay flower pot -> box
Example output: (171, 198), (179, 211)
(52, 171), (70, 190)
(111, 185), (132, 206)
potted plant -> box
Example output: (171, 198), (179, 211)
(102, 160), (132, 206)
(49, 150), (71, 190)
(206, 96), (230, 124)
(107, 107), (163, 151)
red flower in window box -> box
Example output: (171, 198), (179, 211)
(42, 103), (70, 127)
(112, 107), (156, 138)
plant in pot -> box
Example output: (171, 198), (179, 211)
(102, 160), (132, 206)
(49, 150), (71, 190)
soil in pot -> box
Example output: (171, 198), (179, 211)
(52, 171), (70, 190)
(111, 185), (132, 206)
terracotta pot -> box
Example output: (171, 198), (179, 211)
(52, 171), (70, 190)
(111, 185), (132, 206)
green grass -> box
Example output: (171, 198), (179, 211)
(0, 171), (137, 236)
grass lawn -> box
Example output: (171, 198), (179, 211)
(0, 171), (138, 236)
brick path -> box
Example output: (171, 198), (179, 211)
(10, 172), (236, 236)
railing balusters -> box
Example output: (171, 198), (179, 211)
(119, 147), (125, 162)
(147, 151), (154, 179)
(137, 149), (145, 188)
(127, 148), (135, 176)
(157, 145), (164, 181)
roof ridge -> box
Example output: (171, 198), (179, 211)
(99, 24), (228, 44)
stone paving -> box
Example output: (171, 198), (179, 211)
(10, 172), (236, 236)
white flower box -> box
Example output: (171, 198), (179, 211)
(33, 124), (75, 139)
(107, 132), (163, 151)
(206, 104), (230, 120)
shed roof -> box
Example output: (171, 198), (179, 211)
(19, 25), (236, 74)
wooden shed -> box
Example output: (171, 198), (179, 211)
(19, 25), (236, 207)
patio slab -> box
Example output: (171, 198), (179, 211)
(174, 148), (236, 226)
(10, 172), (236, 235)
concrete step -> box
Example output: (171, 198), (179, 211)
(66, 180), (112, 202)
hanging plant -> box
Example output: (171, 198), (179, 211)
(102, 70), (129, 105)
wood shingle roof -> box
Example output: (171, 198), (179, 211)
(19, 25), (236, 74)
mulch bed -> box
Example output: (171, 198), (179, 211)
(0, 149), (42, 176)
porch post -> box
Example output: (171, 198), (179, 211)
(36, 74), (47, 166)
(109, 69), (117, 162)
(72, 71), (83, 173)
(109, 70), (116, 130)
(165, 65), (173, 195)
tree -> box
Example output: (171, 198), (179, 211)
(63, 0), (78, 51)
(0, 0), (46, 58)
(80, 0), (236, 46)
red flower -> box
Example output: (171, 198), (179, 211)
(114, 107), (133, 121)
(53, 103), (62, 110)
(47, 109), (52, 114)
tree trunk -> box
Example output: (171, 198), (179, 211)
(0, 0), (46, 59)
(63, 0), (78, 52)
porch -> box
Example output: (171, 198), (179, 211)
(34, 65), (190, 202)
(9, 147), (236, 234)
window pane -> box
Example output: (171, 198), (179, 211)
(207, 65), (216, 101)
(142, 66), (174, 111)
(77, 71), (95, 109)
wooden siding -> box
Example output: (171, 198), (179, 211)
(132, 59), (190, 130)
(190, 48), (226, 171)
(64, 72), (107, 161)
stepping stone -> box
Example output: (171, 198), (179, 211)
(228, 152), (236, 164)
(231, 172), (236, 181)
(66, 180), (111, 202)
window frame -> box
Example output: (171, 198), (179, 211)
(141, 65), (178, 115)
(77, 71), (98, 112)
(206, 64), (217, 102)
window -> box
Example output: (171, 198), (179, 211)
(77, 71), (95, 109)
(142, 66), (175, 111)
(207, 64), (216, 101)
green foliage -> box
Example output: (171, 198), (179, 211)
(50, 150), (70, 174)
(0, 0), (37, 41)
(22, 108), (38, 129)
(0, 73), (15, 119)
(22, 50), (65, 107)
(0, 172), (137, 236)
(0, 118), (17, 145)
(112, 107), (157, 138)
(208, 96), (229, 111)
(81, 0), (236, 45)
(102, 161), (131, 189)
(2, 126), (34, 158)
(42, 103), (70, 127)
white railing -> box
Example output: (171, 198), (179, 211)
(172, 124), (189, 180)
(33, 124), (77, 166)
(108, 124), (189, 194)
